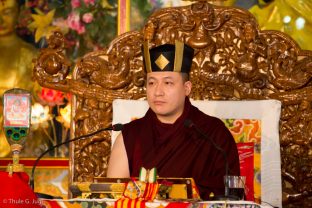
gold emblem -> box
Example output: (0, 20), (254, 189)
(155, 54), (169, 70)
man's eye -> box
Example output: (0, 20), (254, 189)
(165, 82), (173, 85)
(148, 82), (154, 85)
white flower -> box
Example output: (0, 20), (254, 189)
(31, 103), (51, 130)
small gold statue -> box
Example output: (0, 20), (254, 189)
(0, 0), (38, 157)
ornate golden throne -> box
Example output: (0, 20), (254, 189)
(33, 1), (312, 207)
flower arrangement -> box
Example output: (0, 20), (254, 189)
(14, 0), (170, 59)
(17, 0), (117, 59)
(31, 87), (71, 157)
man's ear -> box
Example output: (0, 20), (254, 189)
(184, 81), (192, 96)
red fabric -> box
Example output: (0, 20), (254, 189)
(0, 159), (69, 167)
(165, 202), (191, 208)
(115, 198), (146, 208)
(237, 142), (255, 201)
(123, 97), (240, 200)
(0, 171), (43, 208)
(142, 183), (150, 199)
(116, 177), (159, 208)
(143, 183), (158, 200)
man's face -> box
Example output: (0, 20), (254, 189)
(0, 0), (18, 36)
(146, 71), (192, 123)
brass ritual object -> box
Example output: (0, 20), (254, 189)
(2, 88), (31, 175)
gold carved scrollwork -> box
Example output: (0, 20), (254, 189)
(33, 32), (71, 84)
(32, 1), (312, 206)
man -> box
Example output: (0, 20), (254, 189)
(107, 41), (240, 200)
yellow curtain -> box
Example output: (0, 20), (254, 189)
(249, 0), (312, 50)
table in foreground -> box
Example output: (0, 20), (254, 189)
(41, 198), (272, 208)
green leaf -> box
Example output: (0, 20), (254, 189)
(81, 202), (89, 208)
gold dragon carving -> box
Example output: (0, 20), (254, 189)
(32, 2), (312, 206)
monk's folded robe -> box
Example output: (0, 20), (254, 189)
(122, 97), (240, 200)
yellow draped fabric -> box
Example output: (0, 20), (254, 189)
(249, 0), (312, 50)
(210, 0), (312, 50)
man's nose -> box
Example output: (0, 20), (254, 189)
(154, 84), (164, 96)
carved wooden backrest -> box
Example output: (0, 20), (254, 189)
(33, 2), (312, 206)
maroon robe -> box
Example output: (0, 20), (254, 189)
(122, 97), (240, 199)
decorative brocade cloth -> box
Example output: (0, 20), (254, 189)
(115, 178), (159, 208)
(122, 97), (240, 200)
(115, 198), (146, 208)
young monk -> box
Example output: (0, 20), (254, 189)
(107, 41), (240, 200)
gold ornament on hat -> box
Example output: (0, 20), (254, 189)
(143, 41), (152, 73)
(143, 40), (188, 73)
(173, 40), (184, 72)
(155, 54), (170, 70)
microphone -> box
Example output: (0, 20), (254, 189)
(184, 119), (238, 200)
(29, 123), (123, 196)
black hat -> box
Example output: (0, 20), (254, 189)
(143, 40), (194, 74)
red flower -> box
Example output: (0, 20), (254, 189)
(38, 87), (66, 106)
